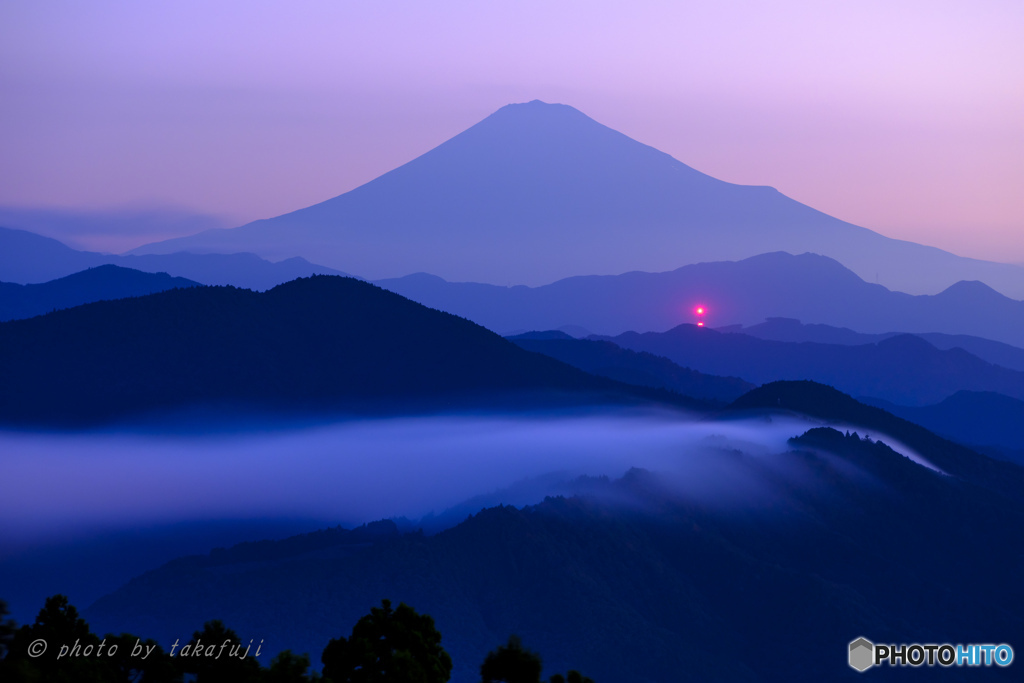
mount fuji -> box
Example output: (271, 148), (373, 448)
(131, 100), (1024, 297)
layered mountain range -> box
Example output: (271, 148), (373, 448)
(379, 252), (1024, 348)
(514, 330), (1024, 461)
(5, 262), (1024, 459)
(0, 225), (350, 290)
(595, 325), (1024, 407)
(719, 317), (1024, 372)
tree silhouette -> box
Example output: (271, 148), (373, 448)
(549, 672), (594, 683)
(321, 599), (452, 683)
(3, 594), (107, 682)
(179, 619), (263, 683)
(0, 594), (592, 683)
(103, 632), (179, 683)
(0, 599), (15, 660)
(479, 635), (542, 683)
(265, 649), (317, 683)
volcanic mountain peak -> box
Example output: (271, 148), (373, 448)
(126, 101), (1024, 297)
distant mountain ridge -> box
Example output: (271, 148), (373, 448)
(719, 317), (1024, 372)
(0, 225), (352, 290)
(130, 100), (1024, 298)
(0, 265), (200, 321)
(599, 324), (1024, 406)
(0, 204), (230, 254)
(376, 252), (1024, 349)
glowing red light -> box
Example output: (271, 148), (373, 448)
(693, 304), (708, 327)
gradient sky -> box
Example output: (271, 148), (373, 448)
(1, 1), (1022, 261)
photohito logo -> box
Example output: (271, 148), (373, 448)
(849, 638), (874, 672)
(849, 637), (1013, 672)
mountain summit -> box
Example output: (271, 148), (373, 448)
(133, 100), (1024, 296)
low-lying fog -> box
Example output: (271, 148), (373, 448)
(0, 409), (929, 622)
(2, 410), (829, 548)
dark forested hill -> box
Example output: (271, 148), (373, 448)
(0, 264), (200, 321)
(0, 276), (698, 426)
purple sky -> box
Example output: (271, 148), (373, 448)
(1, 1), (1022, 261)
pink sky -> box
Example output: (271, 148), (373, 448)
(1, 1), (1022, 261)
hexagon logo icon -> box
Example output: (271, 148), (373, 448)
(849, 637), (874, 672)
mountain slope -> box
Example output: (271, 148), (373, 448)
(508, 333), (754, 403)
(720, 317), (1024, 371)
(0, 225), (108, 282)
(599, 324), (1024, 406)
(0, 225), (351, 290)
(130, 100), (1024, 297)
(863, 391), (1024, 464)
(0, 276), (699, 425)
(0, 265), (200, 321)
(376, 252), (1024, 348)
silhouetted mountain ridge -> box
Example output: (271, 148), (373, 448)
(0, 264), (200, 321)
(0, 275), (704, 425)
